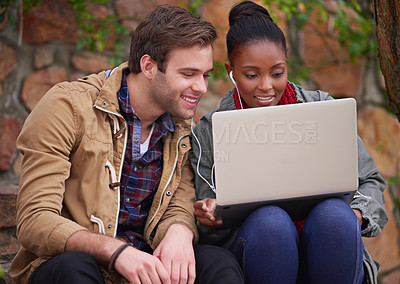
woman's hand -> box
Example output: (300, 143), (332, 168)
(194, 198), (223, 227)
(353, 209), (363, 226)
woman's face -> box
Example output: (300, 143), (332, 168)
(227, 40), (288, 108)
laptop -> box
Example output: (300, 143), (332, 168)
(212, 98), (358, 228)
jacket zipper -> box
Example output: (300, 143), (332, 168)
(93, 105), (127, 237)
(145, 134), (189, 236)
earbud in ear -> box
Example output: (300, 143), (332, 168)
(229, 71), (237, 86)
(229, 70), (244, 109)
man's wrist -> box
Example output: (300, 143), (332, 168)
(168, 222), (194, 240)
(107, 242), (133, 273)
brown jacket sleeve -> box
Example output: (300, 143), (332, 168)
(16, 85), (87, 258)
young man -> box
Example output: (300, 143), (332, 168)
(10, 5), (243, 284)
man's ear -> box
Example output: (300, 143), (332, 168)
(140, 54), (157, 79)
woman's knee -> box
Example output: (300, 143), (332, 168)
(247, 205), (292, 224)
(305, 198), (358, 233)
(241, 205), (298, 240)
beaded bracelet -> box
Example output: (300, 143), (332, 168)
(108, 242), (133, 273)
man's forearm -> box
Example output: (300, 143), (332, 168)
(65, 230), (126, 266)
(166, 222), (194, 241)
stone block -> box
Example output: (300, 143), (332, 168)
(301, 4), (364, 98)
(69, 72), (86, 82)
(0, 44), (17, 97)
(357, 106), (400, 178)
(115, 0), (186, 30)
(22, 0), (79, 44)
(22, 0), (114, 46)
(0, 118), (21, 172)
(0, 45), (17, 82)
(12, 154), (22, 177)
(0, 186), (18, 229)
(0, 227), (18, 284)
(203, 0), (233, 62)
(71, 52), (114, 74)
(309, 63), (364, 98)
(358, 105), (400, 282)
(34, 48), (54, 69)
(21, 66), (67, 111)
(363, 187), (400, 283)
(0, 228), (18, 258)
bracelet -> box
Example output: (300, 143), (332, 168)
(108, 242), (133, 273)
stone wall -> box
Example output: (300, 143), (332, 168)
(0, 0), (399, 282)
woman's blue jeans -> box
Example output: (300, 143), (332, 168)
(229, 198), (364, 284)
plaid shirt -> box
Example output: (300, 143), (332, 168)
(116, 70), (175, 251)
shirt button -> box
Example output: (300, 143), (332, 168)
(125, 197), (131, 202)
(107, 225), (112, 229)
(166, 191), (172, 196)
(133, 166), (138, 172)
(134, 138), (139, 144)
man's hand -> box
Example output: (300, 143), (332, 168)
(115, 245), (171, 284)
(153, 223), (195, 284)
(194, 198), (223, 227)
(66, 230), (170, 284)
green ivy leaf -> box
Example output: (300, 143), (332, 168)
(296, 13), (308, 29)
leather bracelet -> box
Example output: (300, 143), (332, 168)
(108, 242), (133, 273)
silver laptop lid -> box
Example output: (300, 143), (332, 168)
(212, 98), (359, 206)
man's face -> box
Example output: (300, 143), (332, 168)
(149, 44), (214, 120)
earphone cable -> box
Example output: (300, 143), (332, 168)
(191, 118), (216, 193)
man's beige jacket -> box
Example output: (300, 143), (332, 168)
(10, 62), (198, 283)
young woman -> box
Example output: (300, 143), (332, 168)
(190, 1), (388, 283)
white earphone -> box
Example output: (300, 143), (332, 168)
(229, 70), (237, 85)
(190, 71), (244, 194)
(229, 71), (244, 109)
(190, 118), (216, 193)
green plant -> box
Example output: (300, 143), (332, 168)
(263, 0), (375, 62)
(68, 0), (129, 64)
(1, 0), (377, 78)
(260, 0), (376, 83)
(0, 264), (5, 278)
(0, 0), (129, 63)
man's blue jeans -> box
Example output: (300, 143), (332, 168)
(229, 198), (364, 284)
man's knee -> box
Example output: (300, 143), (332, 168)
(30, 251), (104, 284)
(194, 244), (244, 284)
(57, 251), (99, 271)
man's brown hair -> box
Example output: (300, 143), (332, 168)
(128, 5), (217, 74)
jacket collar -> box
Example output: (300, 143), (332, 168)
(92, 62), (129, 115)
